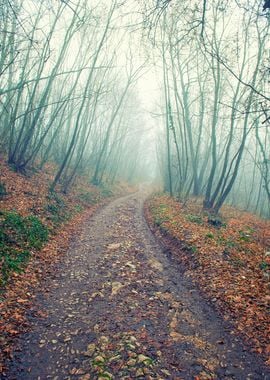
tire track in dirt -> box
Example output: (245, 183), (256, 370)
(3, 192), (270, 379)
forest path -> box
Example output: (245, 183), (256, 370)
(4, 191), (269, 380)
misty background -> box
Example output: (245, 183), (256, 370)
(0, 0), (269, 217)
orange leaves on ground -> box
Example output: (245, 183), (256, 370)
(0, 158), (113, 372)
(0, 161), (53, 217)
(0, 207), (97, 371)
(146, 195), (270, 363)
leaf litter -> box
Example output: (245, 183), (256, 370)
(0, 159), (133, 373)
(2, 192), (270, 379)
(145, 194), (270, 366)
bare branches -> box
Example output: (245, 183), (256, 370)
(206, 47), (270, 102)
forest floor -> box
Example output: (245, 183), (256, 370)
(0, 158), (132, 374)
(145, 194), (270, 366)
(2, 191), (270, 379)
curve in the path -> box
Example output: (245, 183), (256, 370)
(3, 192), (270, 380)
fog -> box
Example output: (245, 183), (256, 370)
(0, 0), (269, 216)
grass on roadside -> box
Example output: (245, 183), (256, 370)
(0, 211), (48, 286)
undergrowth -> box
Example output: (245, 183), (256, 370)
(0, 211), (48, 287)
(45, 192), (70, 226)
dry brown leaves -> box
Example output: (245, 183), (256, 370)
(145, 195), (270, 364)
(0, 159), (111, 373)
(0, 205), (100, 373)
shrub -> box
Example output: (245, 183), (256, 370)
(0, 247), (30, 286)
(187, 214), (203, 224)
(205, 232), (214, 239)
(100, 185), (113, 198)
(23, 215), (48, 249)
(78, 191), (99, 205)
(0, 211), (48, 286)
(239, 228), (254, 242)
(46, 192), (69, 225)
(207, 215), (226, 228)
(154, 216), (170, 226)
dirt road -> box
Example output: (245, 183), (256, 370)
(3, 192), (270, 379)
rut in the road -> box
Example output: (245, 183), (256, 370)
(3, 193), (270, 379)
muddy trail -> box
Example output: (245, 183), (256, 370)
(3, 192), (270, 379)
